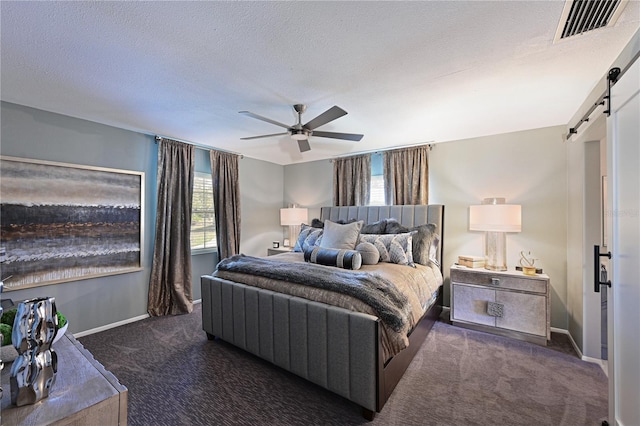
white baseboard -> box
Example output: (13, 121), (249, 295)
(551, 327), (607, 375)
(73, 298), (202, 339)
(73, 313), (150, 338)
(551, 327), (584, 358)
(583, 356), (608, 376)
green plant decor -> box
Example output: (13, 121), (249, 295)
(0, 323), (12, 346)
(1, 308), (17, 329)
(57, 311), (67, 328)
(0, 308), (67, 345)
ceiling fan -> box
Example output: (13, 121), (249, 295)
(239, 104), (364, 152)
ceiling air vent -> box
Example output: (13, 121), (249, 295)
(554, 0), (629, 41)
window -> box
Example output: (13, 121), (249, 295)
(191, 172), (216, 251)
(370, 175), (385, 205)
(369, 153), (385, 205)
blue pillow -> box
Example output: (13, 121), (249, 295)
(294, 225), (323, 252)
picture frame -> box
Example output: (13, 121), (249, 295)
(0, 156), (145, 291)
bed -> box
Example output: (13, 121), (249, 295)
(201, 204), (444, 420)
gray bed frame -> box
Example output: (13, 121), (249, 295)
(201, 204), (444, 420)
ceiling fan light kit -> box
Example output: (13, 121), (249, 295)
(240, 104), (364, 152)
(290, 129), (309, 140)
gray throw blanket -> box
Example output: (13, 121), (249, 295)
(216, 254), (411, 333)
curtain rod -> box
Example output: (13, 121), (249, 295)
(329, 141), (434, 162)
(154, 135), (244, 158)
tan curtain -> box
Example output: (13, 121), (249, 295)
(148, 138), (195, 316)
(333, 154), (371, 206)
(383, 145), (429, 205)
(210, 150), (241, 260)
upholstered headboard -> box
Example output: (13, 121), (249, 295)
(319, 204), (445, 272)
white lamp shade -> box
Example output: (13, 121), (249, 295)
(280, 207), (308, 226)
(469, 204), (521, 232)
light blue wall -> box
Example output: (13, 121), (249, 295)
(1, 101), (282, 334)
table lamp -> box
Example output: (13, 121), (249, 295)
(280, 206), (308, 247)
(469, 198), (521, 271)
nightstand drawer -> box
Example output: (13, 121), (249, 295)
(451, 284), (495, 326)
(495, 291), (546, 337)
(451, 268), (547, 294)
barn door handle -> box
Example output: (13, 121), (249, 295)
(594, 245), (612, 293)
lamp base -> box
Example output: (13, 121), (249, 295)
(289, 225), (301, 248)
(484, 231), (507, 271)
(485, 264), (507, 272)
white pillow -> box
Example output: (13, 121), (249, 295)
(319, 219), (364, 250)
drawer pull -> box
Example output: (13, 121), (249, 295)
(487, 302), (504, 317)
(490, 278), (500, 286)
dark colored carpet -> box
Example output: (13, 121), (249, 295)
(79, 304), (608, 425)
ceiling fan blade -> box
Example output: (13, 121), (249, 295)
(240, 132), (289, 140)
(297, 139), (311, 153)
(311, 131), (364, 141)
(239, 111), (290, 129)
(303, 106), (347, 130)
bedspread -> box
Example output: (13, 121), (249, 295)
(214, 252), (443, 360)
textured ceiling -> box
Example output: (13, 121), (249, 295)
(1, 1), (638, 165)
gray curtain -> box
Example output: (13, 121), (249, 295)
(333, 154), (371, 206)
(148, 138), (195, 316)
(383, 145), (429, 205)
(210, 150), (241, 260)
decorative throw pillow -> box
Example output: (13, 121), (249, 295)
(408, 223), (439, 266)
(319, 219), (364, 250)
(310, 218), (357, 228)
(360, 219), (387, 234)
(359, 232), (415, 266)
(304, 228), (323, 251)
(356, 242), (379, 265)
(428, 233), (441, 268)
(294, 225), (323, 252)
(384, 219), (440, 267)
(304, 246), (362, 270)
(383, 218), (407, 234)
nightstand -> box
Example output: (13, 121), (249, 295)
(267, 247), (294, 256)
(450, 265), (550, 346)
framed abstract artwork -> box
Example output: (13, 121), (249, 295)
(0, 156), (145, 291)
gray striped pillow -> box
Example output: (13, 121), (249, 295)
(359, 232), (415, 266)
